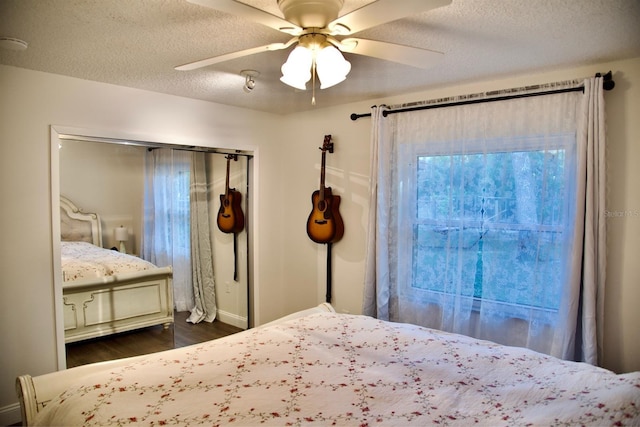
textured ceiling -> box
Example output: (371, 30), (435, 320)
(1, 0), (639, 115)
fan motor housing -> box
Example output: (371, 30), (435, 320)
(278, 0), (344, 28)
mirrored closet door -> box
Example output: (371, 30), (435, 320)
(57, 137), (251, 367)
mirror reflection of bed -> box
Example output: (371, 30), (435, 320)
(58, 138), (250, 367)
(60, 195), (174, 345)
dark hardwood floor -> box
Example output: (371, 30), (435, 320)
(66, 311), (243, 368)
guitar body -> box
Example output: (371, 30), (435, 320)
(307, 187), (344, 244)
(217, 189), (244, 234)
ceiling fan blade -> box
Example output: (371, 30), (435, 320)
(175, 39), (296, 71)
(328, 0), (451, 35)
(338, 38), (443, 69)
(187, 0), (302, 35)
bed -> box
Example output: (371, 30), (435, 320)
(59, 196), (174, 343)
(16, 303), (640, 426)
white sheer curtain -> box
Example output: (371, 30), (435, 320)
(363, 105), (392, 320)
(573, 78), (607, 364)
(364, 78), (606, 364)
(143, 150), (218, 324)
(143, 148), (193, 312)
(188, 152), (217, 323)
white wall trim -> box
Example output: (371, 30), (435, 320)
(217, 309), (248, 330)
(0, 402), (21, 426)
(50, 126), (65, 371)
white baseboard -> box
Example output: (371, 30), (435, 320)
(0, 402), (21, 426)
(217, 309), (248, 330)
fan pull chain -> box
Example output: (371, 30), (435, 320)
(311, 59), (317, 105)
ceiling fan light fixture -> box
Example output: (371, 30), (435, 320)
(316, 44), (351, 89)
(280, 37), (350, 91)
(178, 0), (452, 102)
(280, 45), (313, 90)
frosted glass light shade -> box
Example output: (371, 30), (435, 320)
(316, 45), (351, 89)
(280, 46), (312, 90)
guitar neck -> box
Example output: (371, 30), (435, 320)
(224, 156), (231, 196)
(317, 135), (333, 202)
(319, 150), (327, 198)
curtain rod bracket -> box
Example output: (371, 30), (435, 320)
(350, 105), (377, 121)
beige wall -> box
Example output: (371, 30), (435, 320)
(2, 56), (639, 424)
(60, 140), (146, 252)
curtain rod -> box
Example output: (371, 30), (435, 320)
(57, 134), (253, 158)
(350, 71), (614, 121)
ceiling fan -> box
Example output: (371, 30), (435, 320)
(176, 0), (451, 96)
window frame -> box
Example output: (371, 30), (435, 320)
(396, 133), (577, 319)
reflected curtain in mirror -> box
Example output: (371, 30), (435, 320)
(143, 149), (217, 322)
(189, 152), (217, 323)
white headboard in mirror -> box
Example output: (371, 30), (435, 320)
(59, 195), (103, 247)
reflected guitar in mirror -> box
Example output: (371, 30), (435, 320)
(217, 154), (245, 234)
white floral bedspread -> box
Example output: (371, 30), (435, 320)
(61, 241), (156, 282)
(34, 312), (640, 426)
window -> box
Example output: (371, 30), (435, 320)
(365, 85), (605, 361)
(143, 149), (193, 311)
(397, 135), (576, 321)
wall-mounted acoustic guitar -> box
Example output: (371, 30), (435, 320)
(217, 154), (244, 234)
(307, 135), (344, 244)
(307, 135), (344, 303)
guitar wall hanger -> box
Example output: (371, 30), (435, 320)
(324, 141), (334, 154)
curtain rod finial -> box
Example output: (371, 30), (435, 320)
(596, 71), (615, 91)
